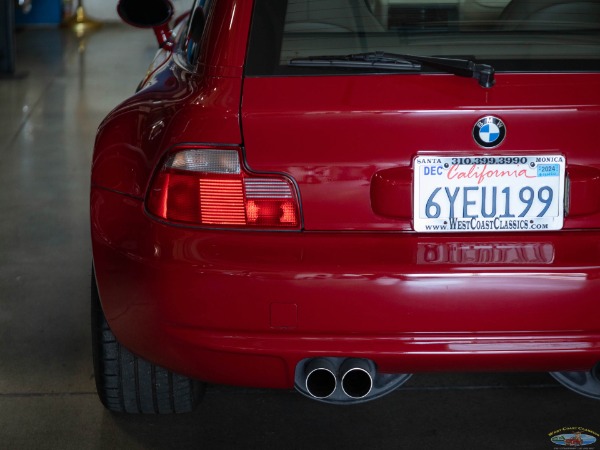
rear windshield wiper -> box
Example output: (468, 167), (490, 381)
(289, 51), (495, 88)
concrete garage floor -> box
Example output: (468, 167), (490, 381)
(0, 25), (597, 450)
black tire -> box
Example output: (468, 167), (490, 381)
(92, 269), (205, 413)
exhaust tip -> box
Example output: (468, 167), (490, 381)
(340, 359), (374, 399)
(305, 359), (337, 399)
(295, 357), (411, 404)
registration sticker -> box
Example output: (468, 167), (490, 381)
(413, 155), (566, 232)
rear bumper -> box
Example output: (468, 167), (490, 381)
(92, 187), (600, 388)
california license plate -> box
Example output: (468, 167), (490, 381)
(413, 155), (566, 232)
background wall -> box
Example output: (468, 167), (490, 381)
(13, 0), (193, 25)
(84, 0), (193, 22)
(16, 0), (61, 24)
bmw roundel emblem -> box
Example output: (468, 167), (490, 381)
(473, 116), (506, 148)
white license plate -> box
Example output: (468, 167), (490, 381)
(413, 155), (565, 232)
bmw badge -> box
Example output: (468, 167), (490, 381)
(473, 116), (506, 148)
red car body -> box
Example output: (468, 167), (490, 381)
(91, 0), (600, 406)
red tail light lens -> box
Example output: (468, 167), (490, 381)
(146, 148), (301, 229)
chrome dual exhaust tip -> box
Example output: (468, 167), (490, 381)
(304, 358), (374, 400)
(296, 357), (412, 404)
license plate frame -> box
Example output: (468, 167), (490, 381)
(413, 155), (566, 233)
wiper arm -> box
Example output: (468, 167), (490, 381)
(290, 51), (495, 88)
(401, 53), (495, 88)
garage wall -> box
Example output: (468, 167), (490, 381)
(16, 0), (61, 24)
(84, 0), (193, 22)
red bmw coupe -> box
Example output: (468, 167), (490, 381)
(91, 0), (600, 412)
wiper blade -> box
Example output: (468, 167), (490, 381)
(290, 51), (495, 88)
(290, 52), (421, 70)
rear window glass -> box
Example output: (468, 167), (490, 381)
(245, 0), (600, 75)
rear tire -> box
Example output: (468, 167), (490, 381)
(91, 269), (204, 413)
(550, 364), (600, 400)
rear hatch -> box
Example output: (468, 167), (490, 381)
(241, 0), (600, 232)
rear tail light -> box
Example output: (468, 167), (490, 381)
(146, 147), (301, 229)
